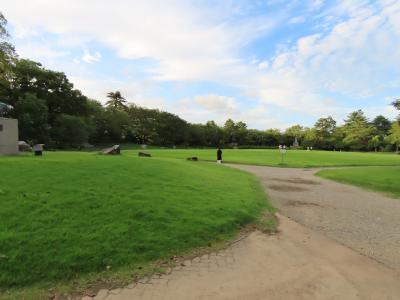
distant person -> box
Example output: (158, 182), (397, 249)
(32, 144), (43, 156)
(217, 148), (222, 164)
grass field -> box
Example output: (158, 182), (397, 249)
(317, 167), (400, 199)
(0, 152), (272, 298)
(132, 149), (400, 168)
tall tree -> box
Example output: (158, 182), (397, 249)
(264, 129), (282, 146)
(6, 59), (91, 144)
(393, 99), (400, 110)
(204, 120), (224, 146)
(51, 114), (94, 148)
(313, 116), (337, 149)
(223, 119), (236, 143)
(386, 122), (400, 153)
(372, 115), (391, 137)
(285, 125), (306, 146)
(368, 135), (382, 152)
(106, 91), (127, 109)
(342, 110), (374, 150)
(17, 93), (49, 143)
(223, 119), (247, 145)
(0, 12), (16, 66)
(394, 98), (400, 123)
(0, 12), (17, 101)
(127, 105), (158, 144)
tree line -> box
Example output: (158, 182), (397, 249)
(1, 13), (399, 151)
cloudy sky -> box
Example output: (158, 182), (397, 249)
(2, 0), (399, 129)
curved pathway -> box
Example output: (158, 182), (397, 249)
(82, 164), (400, 300)
(230, 164), (400, 270)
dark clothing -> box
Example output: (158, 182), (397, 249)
(217, 149), (222, 161)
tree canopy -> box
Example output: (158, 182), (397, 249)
(0, 12), (398, 152)
(106, 91), (127, 109)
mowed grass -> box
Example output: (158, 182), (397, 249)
(132, 149), (400, 168)
(0, 152), (271, 295)
(317, 167), (400, 199)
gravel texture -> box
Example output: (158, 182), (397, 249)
(229, 164), (400, 270)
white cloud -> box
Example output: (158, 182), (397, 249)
(15, 42), (69, 60)
(258, 60), (269, 70)
(3, 0), (400, 128)
(252, 0), (400, 118)
(192, 94), (239, 113)
(13, 25), (39, 39)
(68, 76), (157, 105)
(81, 49), (101, 64)
(3, 0), (280, 84)
(174, 94), (289, 129)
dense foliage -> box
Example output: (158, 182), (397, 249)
(1, 13), (399, 151)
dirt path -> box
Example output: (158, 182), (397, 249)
(82, 215), (400, 300)
(229, 164), (400, 270)
(82, 165), (400, 300)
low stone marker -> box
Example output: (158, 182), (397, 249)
(186, 156), (198, 161)
(138, 151), (151, 157)
(18, 141), (32, 152)
(100, 145), (121, 155)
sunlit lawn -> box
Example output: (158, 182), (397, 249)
(317, 166), (400, 199)
(0, 152), (272, 299)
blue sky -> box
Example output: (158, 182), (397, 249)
(2, 0), (399, 129)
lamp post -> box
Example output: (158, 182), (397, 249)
(279, 145), (287, 164)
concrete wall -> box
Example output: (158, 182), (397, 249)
(0, 117), (18, 155)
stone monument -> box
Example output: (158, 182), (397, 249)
(0, 117), (18, 155)
(292, 137), (299, 148)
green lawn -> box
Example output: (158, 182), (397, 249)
(317, 167), (400, 199)
(132, 149), (400, 168)
(0, 152), (272, 298)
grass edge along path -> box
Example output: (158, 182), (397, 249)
(316, 166), (400, 199)
(131, 149), (400, 168)
(0, 152), (276, 300)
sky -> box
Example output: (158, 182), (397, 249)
(2, 0), (400, 129)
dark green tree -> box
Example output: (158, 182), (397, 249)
(313, 116), (336, 149)
(386, 122), (400, 153)
(0, 12), (17, 101)
(106, 91), (127, 110)
(264, 129), (282, 146)
(394, 99), (400, 123)
(372, 115), (391, 137)
(51, 114), (93, 147)
(204, 121), (224, 146)
(285, 125), (306, 146)
(342, 110), (374, 150)
(223, 119), (247, 145)
(393, 99), (400, 110)
(17, 93), (49, 143)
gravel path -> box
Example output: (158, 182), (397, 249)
(229, 164), (400, 270)
(82, 215), (400, 300)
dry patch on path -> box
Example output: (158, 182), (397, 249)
(230, 164), (400, 271)
(82, 215), (400, 300)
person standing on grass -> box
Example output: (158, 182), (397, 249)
(217, 148), (223, 164)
